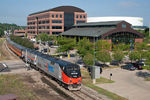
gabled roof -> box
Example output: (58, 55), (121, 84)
(74, 21), (123, 27)
(29, 6), (85, 16)
(61, 27), (115, 37)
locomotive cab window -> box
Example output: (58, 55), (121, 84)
(63, 65), (81, 78)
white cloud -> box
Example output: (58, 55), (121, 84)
(118, 1), (140, 8)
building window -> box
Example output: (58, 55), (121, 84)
(52, 14), (54, 18)
(52, 32), (61, 35)
(60, 14), (62, 18)
(47, 32), (49, 34)
(39, 21), (41, 24)
(39, 26), (41, 29)
(42, 21), (45, 24)
(43, 26), (45, 29)
(76, 15), (78, 18)
(122, 24), (126, 28)
(80, 15), (82, 18)
(76, 20), (85, 24)
(83, 15), (86, 18)
(56, 14), (58, 18)
(52, 20), (62, 23)
(47, 26), (49, 29)
(52, 26), (62, 29)
(46, 20), (49, 23)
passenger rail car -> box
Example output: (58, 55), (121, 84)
(6, 38), (81, 90)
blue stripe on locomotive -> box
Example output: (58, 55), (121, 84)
(48, 64), (54, 72)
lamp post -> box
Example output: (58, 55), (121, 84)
(92, 36), (98, 84)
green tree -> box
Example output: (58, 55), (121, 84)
(113, 43), (130, 51)
(36, 33), (53, 42)
(96, 40), (111, 51)
(57, 37), (76, 53)
(135, 42), (147, 50)
(83, 53), (94, 66)
(77, 38), (93, 57)
(96, 50), (112, 64)
(129, 51), (141, 61)
(10, 35), (34, 49)
(113, 50), (124, 62)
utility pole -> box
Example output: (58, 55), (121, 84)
(92, 36), (96, 84)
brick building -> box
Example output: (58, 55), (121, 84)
(27, 6), (87, 39)
(14, 29), (27, 37)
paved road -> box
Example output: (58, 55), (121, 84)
(96, 68), (150, 100)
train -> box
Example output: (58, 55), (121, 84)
(6, 37), (81, 90)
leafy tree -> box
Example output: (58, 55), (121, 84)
(113, 50), (124, 62)
(96, 40), (111, 51)
(135, 42), (147, 50)
(10, 35), (34, 49)
(77, 38), (93, 57)
(36, 33), (53, 41)
(96, 50), (112, 64)
(57, 37), (76, 53)
(83, 53), (94, 66)
(0, 23), (25, 37)
(113, 43), (130, 51)
(129, 51), (141, 61)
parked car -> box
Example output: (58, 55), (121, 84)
(136, 60), (145, 66)
(121, 64), (136, 71)
(110, 60), (120, 66)
(132, 63), (143, 70)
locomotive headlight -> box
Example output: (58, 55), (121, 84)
(79, 80), (81, 82)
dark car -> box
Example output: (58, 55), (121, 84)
(121, 64), (136, 71)
(132, 63), (143, 70)
(95, 61), (109, 68)
(110, 60), (120, 66)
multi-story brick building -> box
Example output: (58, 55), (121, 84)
(27, 6), (87, 39)
(14, 29), (27, 37)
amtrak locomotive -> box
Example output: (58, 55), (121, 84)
(6, 37), (81, 90)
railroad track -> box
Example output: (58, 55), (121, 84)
(72, 91), (96, 100)
(41, 74), (105, 100)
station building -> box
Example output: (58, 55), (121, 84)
(62, 21), (144, 44)
(27, 6), (87, 39)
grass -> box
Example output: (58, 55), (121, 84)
(0, 74), (39, 100)
(81, 68), (128, 100)
(145, 77), (150, 81)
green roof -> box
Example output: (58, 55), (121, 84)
(61, 27), (115, 37)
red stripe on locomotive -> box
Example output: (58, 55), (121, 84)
(61, 70), (81, 84)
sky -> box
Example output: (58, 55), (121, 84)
(0, 0), (149, 26)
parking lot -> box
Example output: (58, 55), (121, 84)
(97, 68), (150, 100)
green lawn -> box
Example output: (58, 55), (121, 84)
(145, 77), (150, 81)
(0, 74), (39, 100)
(81, 68), (128, 100)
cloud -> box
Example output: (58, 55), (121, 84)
(118, 1), (140, 8)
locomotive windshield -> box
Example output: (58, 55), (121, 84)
(64, 65), (81, 78)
